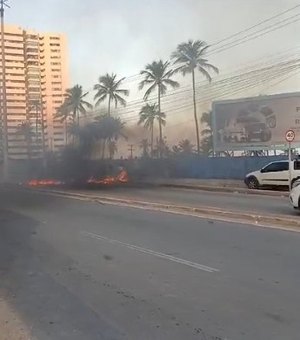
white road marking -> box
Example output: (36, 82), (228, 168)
(82, 231), (219, 273)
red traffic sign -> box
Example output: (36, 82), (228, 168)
(285, 129), (295, 142)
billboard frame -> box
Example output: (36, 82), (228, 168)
(212, 91), (300, 152)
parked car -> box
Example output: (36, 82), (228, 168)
(289, 179), (300, 209)
(244, 160), (300, 189)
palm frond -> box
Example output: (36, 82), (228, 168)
(143, 83), (157, 100)
(114, 93), (127, 107)
(162, 78), (180, 89)
(198, 66), (213, 82)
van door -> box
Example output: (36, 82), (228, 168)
(260, 161), (289, 186)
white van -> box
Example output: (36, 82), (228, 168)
(244, 160), (300, 189)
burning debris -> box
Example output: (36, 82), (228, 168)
(87, 167), (129, 185)
(25, 179), (63, 187)
(25, 167), (129, 188)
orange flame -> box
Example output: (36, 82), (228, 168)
(26, 179), (63, 187)
(87, 169), (129, 185)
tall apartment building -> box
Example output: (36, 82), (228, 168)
(0, 25), (69, 159)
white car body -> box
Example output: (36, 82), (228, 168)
(290, 180), (300, 208)
(244, 160), (300, 189)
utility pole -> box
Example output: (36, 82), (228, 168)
(0, 0), (9, 181)
(128, 144), (135, 159)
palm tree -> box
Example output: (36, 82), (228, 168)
(94, 73), (129, 115)
(140, 139), (149, 158)
(138, 103), (166, 155)
(17, 121), (34, 160)
(172, 40), (219, 153)
(108, 140), (118, 159)
(178, 139), (195, 154)
(139, 60), (179, 154)
(94, 115), (127, 159)
(57, 85), (93, 126)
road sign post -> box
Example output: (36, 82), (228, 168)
(285, 129), (295, 191)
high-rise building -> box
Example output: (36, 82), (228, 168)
(0, 24), (69, 159)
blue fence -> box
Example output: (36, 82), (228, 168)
(132, 155), (287, 180)
(1, 155), (288, 182)
(171, 155), (286, 179)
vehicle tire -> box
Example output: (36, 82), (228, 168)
(292, 177), (300, 187)
(267, 116), (276, 128)
(261, 129), (272, 142)
(246, 176), (259, 189)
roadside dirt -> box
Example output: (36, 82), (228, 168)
(0, 297), (32, 340)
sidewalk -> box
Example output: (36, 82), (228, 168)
(139, 178), (289, 197)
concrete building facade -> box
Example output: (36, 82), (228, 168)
(0, 25), (69, 159)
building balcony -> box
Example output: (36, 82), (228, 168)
(7, 107), (27, 114)
(6, 88), (26, 94)
(5, 48), (24, 56)
(7, 102), (26, 108)
(4, 41), (24, 49)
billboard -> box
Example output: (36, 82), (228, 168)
(212, 92), (300, 151)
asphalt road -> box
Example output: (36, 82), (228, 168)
(66, 185), (296, 217)
(1, 187), (300, 339)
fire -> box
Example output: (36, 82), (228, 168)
(87, 169), (129, 186)
(25, 179), (63, 187)
(25, 169), (129, 188)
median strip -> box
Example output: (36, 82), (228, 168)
(24, 187), (300, 232)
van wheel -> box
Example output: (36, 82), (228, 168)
(247, 176), (259, 189)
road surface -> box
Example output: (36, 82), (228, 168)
(61, 185), (295, 217)
(0, 186), (300, 339)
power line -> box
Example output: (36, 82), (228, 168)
(106, 56), (300, 118)
(118, 61), (300, 125)
(207, 15), (300, 56)
(210, 4), (300, 47)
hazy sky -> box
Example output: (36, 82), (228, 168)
(7, 0), (300, 90)
(6, 0), (300, 147)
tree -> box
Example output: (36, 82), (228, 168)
(139, 60), (179, 154)
(108, 140), (118, 159)
(200, 110), (213, 155)
(17, 121), (34, 160)
(56, 85), (93, 125)
(138, 103), (166, 155)
(67, 115), (126, 160)
(140, 139), (149, 158)
(172, 145), (181, 155)
(172, 40), (218, 153)
(94, 73), (129, 115)
(200, 111), (233, 157)
(67, 122), (100, 158)
(178, 139), (195, 154)
(94, 115), (127, 159)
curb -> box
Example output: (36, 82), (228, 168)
(145, 182), (289, 197)
(27, 187), (299, 231)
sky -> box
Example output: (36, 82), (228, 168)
(6, 0), (300, 149)
(7, 0), (300, 88)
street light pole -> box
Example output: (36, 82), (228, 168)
(0, 0), (9, 181)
